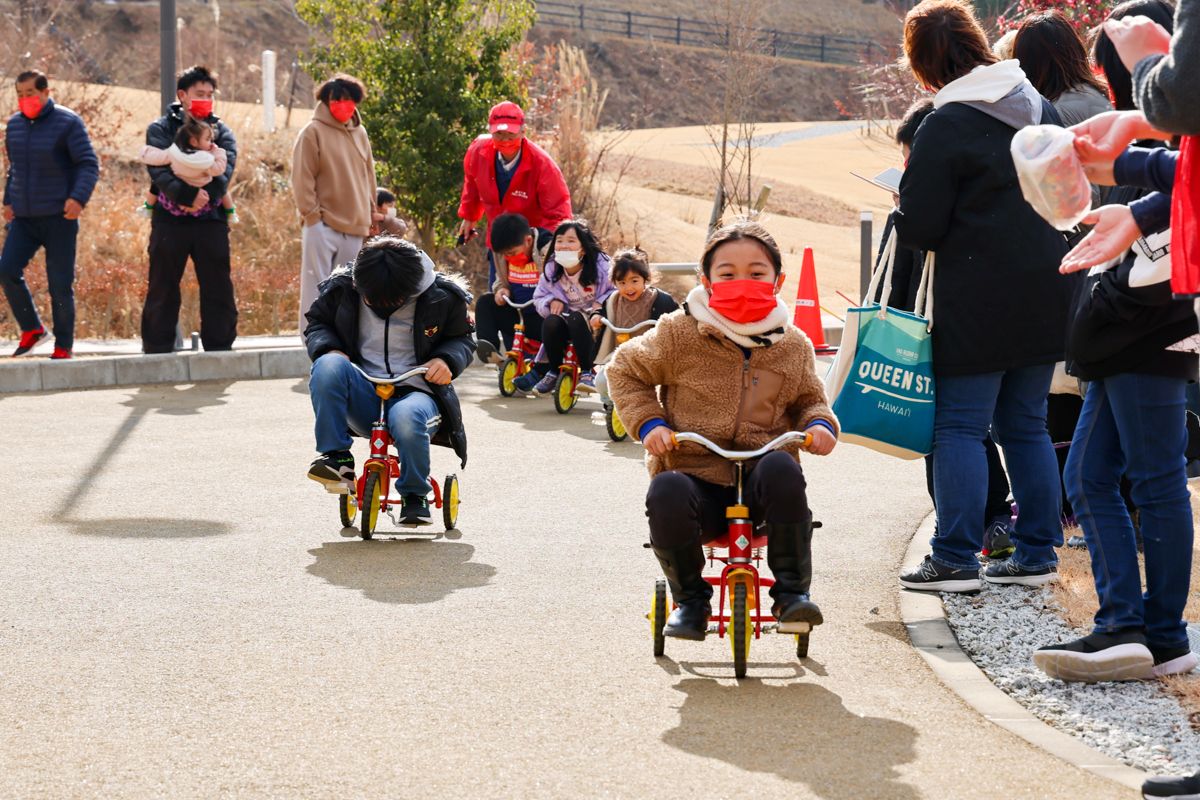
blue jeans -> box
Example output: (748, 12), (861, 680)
(931, 364), (1061, 571)
(309, 354), (441, 496)
(0, 215), (78, 350)
(1064, 372), (1192, 650)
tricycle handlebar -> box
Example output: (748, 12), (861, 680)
(671, 430), (812, 461)
(348, 362), (429, 385)
(599, 318), (657, 335)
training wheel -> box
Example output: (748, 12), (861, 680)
(651, 579), (667, 657)
(443, 474), (460, 531)
(554, 372), (578, 414)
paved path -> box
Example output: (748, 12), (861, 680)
(0, 369), (1129, 798)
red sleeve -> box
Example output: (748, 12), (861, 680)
(457, 140), (483, 222)
(536, 150), (573, 228)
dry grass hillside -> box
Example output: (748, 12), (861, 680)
(567, 0), (905, 39)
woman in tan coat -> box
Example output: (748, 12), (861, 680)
(607, 221), (838, 641)
(291, 74), (379, 334)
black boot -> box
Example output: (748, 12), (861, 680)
(766, 520), (824, 631)
(652, 544), (713, 641)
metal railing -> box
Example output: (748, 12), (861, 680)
(534, 1), (882, 65)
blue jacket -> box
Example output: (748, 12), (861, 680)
(4, 99), (99, 218)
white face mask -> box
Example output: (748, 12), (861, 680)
(385, 206), (397, 218)
(556, 249), (580, 269)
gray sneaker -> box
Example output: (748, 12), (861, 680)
(532, 370), (559, 395)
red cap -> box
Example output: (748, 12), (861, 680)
(488, 101), (525, 133)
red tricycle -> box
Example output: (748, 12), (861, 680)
(334, 363), (460, 538)
(497, 298), (542, 398)
(596, 317), (657, 441)
(649, 430), (814, 679)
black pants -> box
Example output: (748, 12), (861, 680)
(1047, 393), (1083, 518)
(474, 292), (543, 352)
(925, 435), (1011, 525)
(142, 219), (237, 354)
(647, 451), (807, 548)
(542, 311), (596, 371)
(0, 215), (77, 350)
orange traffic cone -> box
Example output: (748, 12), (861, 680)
(793, 247), (833, 352)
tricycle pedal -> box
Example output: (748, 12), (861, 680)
(777, 621), (812, 634)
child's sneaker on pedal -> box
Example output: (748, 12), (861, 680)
(899, 555), (982, 593)
(12, 326), (46, 356)
(307, 450), (355, 491)
(476, 339), (503, 365)
(983, 558), (1057, 587)
(981, 515), (1015, 560)
(577, 371), (597, 393)
(772, 593), (823, 632)
(512, 369), (543, 395)
(400, 494), (431, 524)
(529, 369), (558, 395)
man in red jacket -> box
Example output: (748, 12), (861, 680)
(457, 101), (572, 362)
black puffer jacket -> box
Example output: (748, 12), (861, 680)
(145, 102), (237, 223)
(304, 269), (476, 466)
(895, 93), (1073, 376)
(1066, 185), (1198, 381)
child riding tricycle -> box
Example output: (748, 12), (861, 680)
(302, 236), (474, 536)
(606, 221), (838, 678)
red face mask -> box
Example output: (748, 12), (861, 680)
(493, 137), (522, 159)
(189, 99), (213, 119)
(18, 95), (43, 119)
(505, 251), (531, 267)
(328, 99), (356, 123)
(707, 279), (779, 324)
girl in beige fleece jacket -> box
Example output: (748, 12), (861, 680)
(607, 221), (839, 642)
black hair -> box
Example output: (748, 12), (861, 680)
(1094, 0), (1176, 111)
(490, 213), (532, 253)
(177, 65), (217, 93)
(352, 236), (428, 307)
(15, 70), (47, 91)
(316, 74), (366, 104)
(174, 116), (213, 153)
(376, 188), (396, 207)
(896, 99), (935, 148)
(548, 219), (603, 287)
(611, 248), (652, 282)
(701, 220), (783, 278)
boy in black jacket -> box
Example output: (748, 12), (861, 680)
(304, 236), (474, 524)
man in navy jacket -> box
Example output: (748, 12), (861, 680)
(1, 70), (99, 358)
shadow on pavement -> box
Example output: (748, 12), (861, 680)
(663, 679), (918, 799)
(55, 382), (236, 539)
(474, 393), (644, 460)
(865, 620), (911, 645)
(306, 539), (496, 604)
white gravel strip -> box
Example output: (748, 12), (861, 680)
(944, 583), (1200, 776)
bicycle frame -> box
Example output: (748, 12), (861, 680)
(504, 298), (540, 376)
(672, 431), (813, 641)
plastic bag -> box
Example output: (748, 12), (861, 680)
(1011, 125), (1092, 231)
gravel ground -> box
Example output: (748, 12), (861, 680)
(944, 583), (1200, 776)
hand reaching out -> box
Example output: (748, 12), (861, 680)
(1059, 205), (1141, 274)
(1104, 15), (1172, 73)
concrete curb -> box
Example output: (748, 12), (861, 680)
(0, 348), (311, 394)
(898, 512), (1149, 792)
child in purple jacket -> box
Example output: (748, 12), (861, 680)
(513, 219), (615, 395)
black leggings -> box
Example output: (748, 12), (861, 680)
(542, 311), (596, 371)
(646, 451), (807, 549)
(474, 293), (543, 352)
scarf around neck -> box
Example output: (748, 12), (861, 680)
(685, 285), (789, 348)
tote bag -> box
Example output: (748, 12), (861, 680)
(824, 228), (935, 460)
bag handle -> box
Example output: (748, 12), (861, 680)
(863, 224), (898, 316)
(913, 251), (935, 331)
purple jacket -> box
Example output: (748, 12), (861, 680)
(532, 253), (615, 317)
